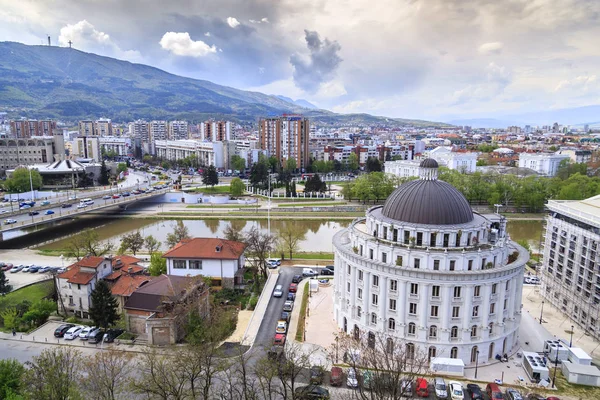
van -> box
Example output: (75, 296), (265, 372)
(485, 383), (504, 400)
(433, 377), (448, 399)
(302, 268), (317, 277)
(80, 198), (94, 205)
(415, 377), (429, 397)
(330, 366), (343, 386)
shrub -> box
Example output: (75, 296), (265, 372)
(248, 296), (258, 310)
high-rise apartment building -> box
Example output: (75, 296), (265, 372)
(541, 195), (600, 341)
(78, 120), (96, 136)
(94, 118), (113, 136)
(200, 121), (231, 141)
(149, 121), (168, 142)
(10, 120), (57, 138)
(258, 115), (309, 170)
(129, 120), (150, 143)
(169, 121), (189, 140)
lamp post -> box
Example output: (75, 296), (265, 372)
(494, 203), (503, 214)
(540, 300), (545, 324)
(474, 350), (480, 379)
(569, 325), (574, 347)
(552, 346), (559, 388)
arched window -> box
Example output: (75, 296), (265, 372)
(408, 322), (416, 335)
(451, 326), (458, 338)
(371, 313), (377, 325)
(471, 325), (478, 338)
(450, 347), (458, 359)
(428, 346), (436, 361)
(429, 325), (437, 338)
(353, 325), (360, 341)
(388, 318), (396, 331)
(406, 343), (415, 360)
(386, 338), (394, 354)
(488, 322), (494, 336)
(471, 346), (479, 363)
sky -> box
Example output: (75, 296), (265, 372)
(1, 0), (600, 122)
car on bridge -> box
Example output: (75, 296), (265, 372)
(44, 210), (55, 215)
(4, 219), (17, 225)
(102, 195), (111, 200)
(61, 203), (73, 208)
(40, 200), (51, 206)
(19, 205), (31, 210)
(112, 194), (121, 199)
(28, 211), (39, 216)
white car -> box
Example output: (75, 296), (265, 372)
(0, 209), (8, 214)
(79, 326), (96, 340)
(448, 381), (463, 400)
(275, 321), (287, 334)
(77, 203), (87, 209)
(346, 367), (359, 388)
(64, 325), (85, 340)
(273, 285), (283, 298)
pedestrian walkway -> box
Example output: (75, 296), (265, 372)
(238, 269), (278, 347)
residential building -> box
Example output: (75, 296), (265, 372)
(384, 159), (422, 178)
(9, 120), (55, 138)
(169, 120), (189, 140)
(99, 136), (132, 157)
(541, 194), (600, 341)
(78, 120), (96, 136)
(154, 139), (224, 168)
(124, 275), (210, 345)
(518, 153), (570, 176)
(72, 136), (101, 161)
(38, 120), (57, 136)
(427, 147), (478, 173)
(0, 134), (65, 174)
(333, 159), (528, 365)
(95, 118), (113, 136)
(259, 115), (310, 170)
(149, 120), (168, 142)
(56, 256), (114, 319)
(163, 237), (246, 288)
(200, 121), (231, 141)
(129, 120), (150, 143)
(558, 149), (592, 164)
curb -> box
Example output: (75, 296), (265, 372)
(240, 269), (278, 347)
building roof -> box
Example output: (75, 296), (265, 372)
(568, 347), (592, 360)
(111, 274), (153, 297)
(124, 274), (202, 312)
(562, 361), (600, 377)
(73, 256), (106, 269)
(57, 265), (96, 285)
(112, 255), (142, 269)
(163, 237), (246, 260)
(105, 265), (144, 281)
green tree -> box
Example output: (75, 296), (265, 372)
(0, 359), (25, 399)
(0, 308), (19, 330)
(166, 221), (190, 248)
(284, 158), (297, 173)
(80, 350), (132, 400)
(144, 235), (161, 254)
(276, 222), (307, 260)
(347, 153), (359, 171)
(0, 270), (11, 294)
(21, 300), (55, 327)
(365, 157), (382, 172)
(65, 229), (114, 260)
(268, 156), (279, 173)
(148, 253), (167, 276)
(89, 280), (119, 331)
(118, 231), (144, 255)
(23, 347), (82, 400)
(4, 168), (42, 193)
(116, 163), (128, 174)
(304, 174), (326, 193)
(230, 155), (246, 172)
(230, 177), (245, 197)
(99, 160), (110, 185)
(250, 156), (269, 189)
(202, 165), (219, 188)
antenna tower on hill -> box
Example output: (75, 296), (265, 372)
(47, 35), (51, 46)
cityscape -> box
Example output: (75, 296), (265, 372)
(0, 1), (599, 399)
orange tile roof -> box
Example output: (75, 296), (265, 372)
(105, 265), (145, 281)
(105, 270), (123, 281)
(112, 255), (141, 269)
(57, 266), (80, 281)
(163, 238), (246, 260)
(67, 271), (96, 285)
(75, 256), (106, 268)
(111, 275), (153, 297)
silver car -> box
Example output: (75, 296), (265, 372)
(273, 285), (283, 298)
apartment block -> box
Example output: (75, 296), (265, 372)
(259, 115), (309, 170)
(169, 120), (189, 140)
(149, 120), (168, 142)
(10, 120), (58, 138)
(200, 121), (231, 141)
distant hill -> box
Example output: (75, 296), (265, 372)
(0, 42), (447, 127)
(276, 95), (318, 109)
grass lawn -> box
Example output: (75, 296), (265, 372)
(3, 280), (54, 304)
(549, 368), (600, 399)
(294, 252), (334, 260)
(277, 202), (346, 207)
(190, 186), (232, 194)
(295, 281), (309, 342)
(265, 197), (336, 203)
(186, 204), (257, 208)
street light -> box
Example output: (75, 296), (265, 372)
(540, 300), (545, 325)
(552, 346), (559, 388)
(494, 203), (503, 214)
(474, 350), (480, 379)
(570, 325), (574, 347)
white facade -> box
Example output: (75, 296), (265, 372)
(166, 258), (243, 281)
(0, 135), (65, 172)
(518, 153), (569, 176)
(541, 195), (600, 341)
(169, 120), (189, 140)
(155, 139), (224, 168)
(99, 136), (132, 156)
(72, 136), (101, 161)
(149, 121), (168, 142)
(129, 120), (149, 143)
(428, 147), (479, 173)
(384, 160), (422, 178)
(200, 121), (231, 142)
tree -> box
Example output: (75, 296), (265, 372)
(23, 347), (82, 400)
(0, 270), (11, 294)
(304, 174), (326, 193)
(116, 163), (128, 174)
(144, 235), (161, 254)
(230, 155), (246, 172)
(80, 350), (132, 400)
(3, 167), (42, 193)
(148, 253), (167, 276)
(230, 177), (245, 197)
(202, 165), (219, 189)
(347, 152), (359, 171)
(166, 221), (191, 248)
(99, 160), (110, 185)
(223, 223), (244, 242)
(0, 359), (25, 399)
(118, 231), (144, 255)
(245, 227), (275, 280)
(250, 156), (269, 189)
(366, 156), (382, 172)
(284, 158), (297, 173)
(268, 156), (279, 173)
(89, 280), (119, 331)
(276, 222), (306, 259)
(66, 229), (114, 260)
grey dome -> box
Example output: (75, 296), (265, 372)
(419, 158), (439, 168)
(382, 179), (474, 225)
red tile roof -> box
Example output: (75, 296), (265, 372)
(111, 275), (153, 297)
(68, 271), (96, 285)
(163, 238), (246, 260)
(112, 255), (141, 269)
(57, 266), (80, 281)
(105, 265), (145, 281)
(74, 256), (106, 268)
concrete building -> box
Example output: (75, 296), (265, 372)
(259, 115), (310, 170)
(72, 136), (101, 161)
(541, 194), (600, 341)
(384, 159), (422, 178)
(427, 147), (478, 173)
(333, 159), (528, 366)
(10, 120), (57, 138)
(94, 118), (113, 136)
(99, 137), (132, 157)
(169, 120), (189, 140)
(518, 153), (570, 176)
(0, 135), (65, 174)
(200, 121), (231, 142)
(558, 149), (592, 164)
(149, 120), (168, 142)
(155, 139), (224, 168)
(163, 237), (246, 288)
(78, 120), (96, 136)
(129, 120), (150, 143)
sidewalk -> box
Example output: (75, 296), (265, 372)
(237, 269), (278, 347)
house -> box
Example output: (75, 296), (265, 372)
(123, 274), (209, 345)
(56, 256), (113, 318)
(163, 237), (246, 288)
(112, 255), (143, 271)
(110, 274), (153, 313)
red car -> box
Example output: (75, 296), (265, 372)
(112, 194), (121, 199)
(289, 283), (298, 293)
(273, 333), (286, 346)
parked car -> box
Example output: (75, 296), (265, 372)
(275, 321), (287, 334)
(273, 285), (283, 297)
(320, 268), (334, 276)
(79, 326), (96, 340)
(279, 311), (291, 323)
(64, 326), (85, 340)
(54, 323), (75, 338)
(287, 293), (296, 301)
(266, 260), (278, 269)
(362, 370), (373, 390)
(28, 266), (40, 273)
(37, 266), (51, 273)
(433, 377), (448, 399)
(273, 333), (286, 346)
(4, 219), (17, 225)
(61, 203), (73, 208)
(325, 265), (334, 271)
(294, 385), (330, 399)
(330, 367), (343, 386)
(448, 381), (463, 400)
(415, 377), (429, 397)
(292, 274), (302, 283)
(302, 268), (317, 277)
(10, 265), (24, 273)
(289, 283), (298, 293)
(346, 368), (359, 388)
(526, 394), (547, 400)
(28, 211), (39, 216)
(267, 258), (281, 266)
(283, 300), (294, 312)
(88, 328), (106, 343)
(506, 388), (523, 400)
(466, 384), (483, 400)
(485, 383), (504, 400)
(21, 265), (31, 273)
(103, 329), (124, 343)
(310, 366), (324, 384)
(400, 379), (413, 398)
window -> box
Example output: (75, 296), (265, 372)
(432, 285), (440, 297)
(492, 283), (497, 295)
(189, 260), (202, 270)
(173, 260), (186, 269)
(452, 306), (460, 318)
(414, 258), (421, 269)
(489, 322), (494, 335)
(358, 288), (363, 300)
(472, 305), (479, 317)
(433, 260), (440, 270)
(404, 231), (410, 244)
(389, 299), (397, 311)
(388, 318), (396, 330)
(372, 275), (379, 287)
(372, 293), (378, 305)
(451, 326), (458, 338)
(468, 260), (473, 270)
(474, 285), (481, 297)
(431, 305), (439, 317)
(408, 322), (416, 335)
(347, 264), (351, 274)
(505, 281), (510, 290)
(358, 270), (363, 281)
(406, 343), (415, 360)
(382, 252), (387, 263)
(429, 325), (438, 338)
(416, 232), (423, 246)
(369, 249), (374, 259)
(77, 284), (81, 290)
(430, 232), (437, 247)
(504, 299), (508, 310)
(371, 313), (377, 324)
(347, 282), (351, 292)
(453, 287), (461, 298)
(357, 306), (362, 317)
(396, 256), (403, 266)
(490, 303), (496, 314)
(471, 325), (478, 338)
(410, 283), (419, 295)
(390, 279), (397, 291)
(409, 303), (417, 315)
(68, 295), (74, 305)
(443, 233), (449, 247)
(449, 260), (456, 271)
(450, 347), (458, 358)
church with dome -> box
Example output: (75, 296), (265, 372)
(333, 159), (528, 366)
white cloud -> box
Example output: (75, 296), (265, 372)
(450, 62), (512, 105)
(159, 32), (218, 57)
(250, 17), (270, 24)
(204, 32), (211, 37)
(226, 17), (240, 28)
(58, 20), (142, 62)
(478, 42), (503, 55)
(555, 75), (598, 92)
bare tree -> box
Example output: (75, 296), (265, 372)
(80, 350), (133, 400)
(245, 227), (275, 279)
(23, 347), (83, 400)
(166, 221), (191, 248)
(118, 231), (145, 255)
(223, 223), (244, 242)
(276, 222), (307, 260)
(66, 229), (114, 260)
(130, 350), (188, 400)
(177, 344), (226, 400)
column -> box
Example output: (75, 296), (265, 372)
(496, 280), (507, 334)
(462, 284), (473, 341)
(441, 285), (451, 332)
(398, 280), (407, 327)
(363, 271), (370, 326)
(419, 284), (429, 341)
(349, 263), (357, 322)
(381, 276), (388, 331)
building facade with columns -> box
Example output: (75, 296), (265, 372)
(155, 139), (224, 169)
(333, 159), (528, 366)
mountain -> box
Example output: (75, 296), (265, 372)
(447, 118), (523, 129)
(0, 42), (447, 127)
(275, 95), (318, 109)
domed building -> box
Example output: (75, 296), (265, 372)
(333, 159), (528, 366)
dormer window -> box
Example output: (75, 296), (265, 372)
(215, 246), (222, 252)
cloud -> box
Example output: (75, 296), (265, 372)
(58, 20), (142, 62)
(159, 32), (218, 57)
(204, 32), (211, 37)
(226, 17), (240, 28)
(478, 42), (503, 55)
(555, 75), (598, 92)
(249, 17), (269, 23)
(451, 62), (512, 104)
(290, 30), (342, 93)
